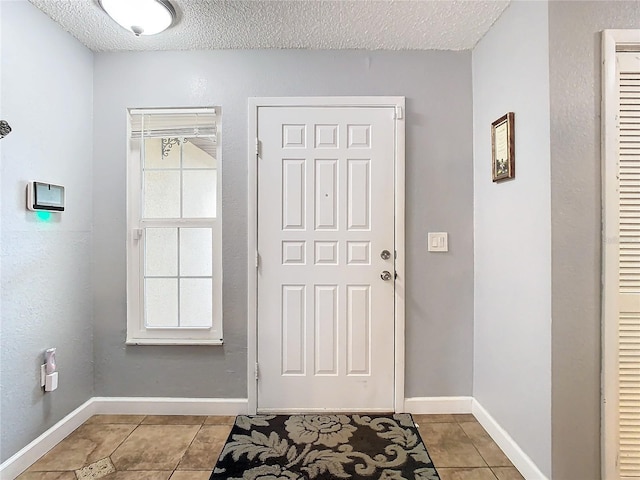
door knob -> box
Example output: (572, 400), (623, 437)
(380, 270), (392, 281)
(380, 249), (391, 260)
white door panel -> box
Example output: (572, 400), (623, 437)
(257, 106), (396, 411)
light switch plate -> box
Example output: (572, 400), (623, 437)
(428, 232), (448, 252)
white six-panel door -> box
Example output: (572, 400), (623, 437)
(257, 106), (397, 412)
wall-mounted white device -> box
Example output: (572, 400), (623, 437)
(428, 232), (449, 252)
(27, 182), (65, 211)
(41, 348), (59, 392)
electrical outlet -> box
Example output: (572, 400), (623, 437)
(40, 364), (46, 387)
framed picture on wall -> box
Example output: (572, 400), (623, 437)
(491, 112), (515, 182)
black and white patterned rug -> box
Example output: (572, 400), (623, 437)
(210, 413), (440, 479)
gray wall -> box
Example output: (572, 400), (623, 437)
(472, 1), (552, 475)
(92, 50), (474, 398)
(549, 2), (640, 478)
(0, 2), (94, 462)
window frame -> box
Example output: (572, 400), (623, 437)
(126, 107), (223, 345)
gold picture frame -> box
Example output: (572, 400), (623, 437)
(491, 112), (515, 182)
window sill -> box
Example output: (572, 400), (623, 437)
(125, 338), (224, 346)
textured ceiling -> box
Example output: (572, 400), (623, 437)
(27, 0), (510, 52)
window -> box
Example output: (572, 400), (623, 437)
(126, 107), (222, 345)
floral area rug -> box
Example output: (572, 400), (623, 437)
(209, 413), (440, 480)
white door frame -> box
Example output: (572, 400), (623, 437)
(247, 96), (405, 414)
(602, 29), (640, 480)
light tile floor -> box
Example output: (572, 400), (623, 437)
(17, 414), (524, 480)
(413, 414), (524, 480)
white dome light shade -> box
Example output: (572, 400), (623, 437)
(99, 0), (176, 36)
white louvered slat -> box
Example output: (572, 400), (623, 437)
(618, 53), (640, 477)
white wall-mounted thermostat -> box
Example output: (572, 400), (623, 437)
(27, 182), (65, 211)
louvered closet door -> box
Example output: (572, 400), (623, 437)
(618, 51), (640, 478)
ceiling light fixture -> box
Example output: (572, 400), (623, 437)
(99, 0), (176, 36)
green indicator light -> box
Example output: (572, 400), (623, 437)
(36, 211), (51, 221)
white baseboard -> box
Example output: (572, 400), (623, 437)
(404, 396), (473, 414)
(0, 398), (97, 480)
(0, 397), (248, 480)
(92, 397), (249, 416)
(472, 399), (548, 480)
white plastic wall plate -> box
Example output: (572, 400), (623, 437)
(428, 232), (448, 252)
(45, 372), (58, 392)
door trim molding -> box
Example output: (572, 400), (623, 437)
(247, 96), (406, 414)
(601, 29), (640, 480)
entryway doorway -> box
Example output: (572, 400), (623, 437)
(247, 97), (405, 413)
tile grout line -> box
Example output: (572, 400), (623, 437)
(490, 465), (524, 480)
(99, 416), (146, 479)
(415, 417), (491, 472)
(171, 417), (207, 478)
(458, 420), (520, 473)
(30, 416), (149, 480)
(454, 421), (491, 471)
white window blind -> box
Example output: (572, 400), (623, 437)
(618, 51), (640, 478)
(130, 109), (217, 139)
